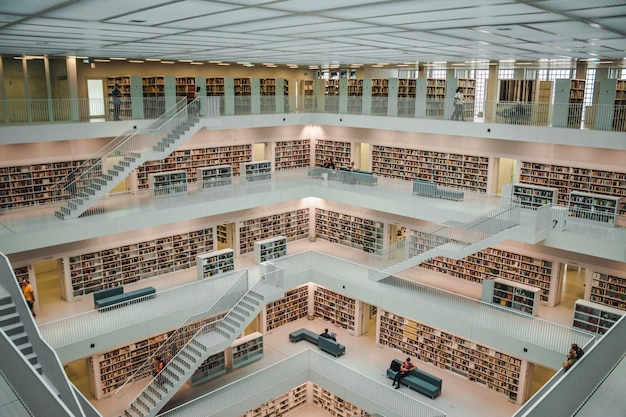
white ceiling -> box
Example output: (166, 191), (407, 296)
(0, 0), (625, 65)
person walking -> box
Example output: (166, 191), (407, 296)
(21, 278), (35, 317)
(451, 88), (465, 121)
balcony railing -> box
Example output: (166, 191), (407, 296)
(1, 96), (624, 132)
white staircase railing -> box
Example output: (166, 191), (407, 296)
(54, 97), (218, 220)
(116, 277), (283, 417)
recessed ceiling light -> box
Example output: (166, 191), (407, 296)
(161, 61), (175, 64)
(93, 59), (110, 63)
(145, 58), (161, 62)
(178, 60), (193, 62)
(190, 62), (204, 65)
(110, 58), (126, 61)
(128, 60), (144, 63)
(218, 62), (231, 66)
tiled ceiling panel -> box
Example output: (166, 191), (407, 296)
(0, 1), (623, 64)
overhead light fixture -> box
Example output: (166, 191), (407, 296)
(516, 62), (532, 65)
(128, 60), (144, 63)
(145, 58), (161, 62)
(178, 59), (193, 63)
(598, 60), (613, 64)
(209, 61), (222, 64)
(161, 61), (175, 64)
(190, 62), (204, 65)
(110, 57), (126, 61)
(218, 62), (231, 66)
(396, 64), (409, 67)
(93, 59), (111, 63)
(236, 62), (248, 65)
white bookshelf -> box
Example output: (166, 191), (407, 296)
(312, 383), (369, 417)
(568, 191), (621, 226)
(241, 160), (272, 184)
(274, 139), (311, 170)
(254, 235), (287, 264)
(313, 285), (358, 333)
(264, 285), (309, 332)
(239, 209), (309, 255)
(228, 332), (264, 370)
(196, 249), (235, 279)
(197, 165), (232, 190)
(239, 383), (307, 417)
(573, 299), (623, 335)
(149, 170), (188, 198)
(483, 278), (540, 316)
(190, 351), (227, 386)
(314, 208), (385, 254)
(314, 139), (352, 168)
(590, 271), (626, 311)
(503, 183), (558, 208)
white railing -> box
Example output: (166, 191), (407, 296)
(157, 349), (446, 417)
(38, 270), (248, 350)
(272, 251), (594, 354)
(2, 96), (625, 133)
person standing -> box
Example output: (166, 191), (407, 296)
(110, 83), (122, 121)
(451, 88), (465, 121)
(21, 278), (35, 318)
(392, 357), (416, 388)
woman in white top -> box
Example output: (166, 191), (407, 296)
(452, 88), (465, 121)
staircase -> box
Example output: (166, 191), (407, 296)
(55, 110), (203, 220)
(122, 280), (283, 417)
(376, 204), (522, 278)
(0, 289), (42, 375)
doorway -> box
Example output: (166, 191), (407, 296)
(495, 157), (516, 195)
(86, 79), (106, 121)
(361, 302), (378, 340)
(217, 223), (235, 250)
(254, 142), (268, 161)
(34, 258), (65, 305)
(559, 263), (586, 307)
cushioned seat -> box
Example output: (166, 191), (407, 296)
(318, 335), (346, 357)
(94, 286), (156, 310)
(387, 359), (442, 399)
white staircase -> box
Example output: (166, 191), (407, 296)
(55, 116), (202, 220)
(0, 288), (42, 375)
(122, 280), (283, 417)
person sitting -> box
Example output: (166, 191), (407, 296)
(392, 357), (416, 388)
(562, 349), (577, 371)
(571, 343), (584, 359)
(323, 158), (336, 169)
(319, 328), (336, 341)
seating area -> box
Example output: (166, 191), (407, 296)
(288, 328), (346, 357)
(386, 359), (443, 399)
(308, 167), (378, 186)
(93, 286), (156, 310)
(412, 180), (464, 201)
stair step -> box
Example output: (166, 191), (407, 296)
(119, 161), (131, 167)
(135, 396), (151, 413)
(9, 331), (28, 346)
(146, 385), (163, 401)
(93, 178), (107, 186)
(16, 342), (34, 356)
(0, 301), (16, 315)
(173, 356), (192, 369)
(153, 146), (166, 152)
(102, 174), (114, 182)
(0, 312), (21, 327)
(24, 352), (38, 366)
(129, 152), (141, 158)
(33, 363), (42, 375)
(59, 206), (71, 215)
(189, 339), (207, 351)
(54, 212), (65, 220)
(2, 321), (24, 336)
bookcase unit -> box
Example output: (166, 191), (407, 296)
(324, 78), (340, 112)
(196, 249), (235, 279)
(106, 76), (133, 119)
(378, 309), (524, 402)
(313, 285), (357, 333)
(254, 236), (287, 264)
(503, 183), (558, 208)
(91, 315), (222, 399)
(259, 78), (288, 113)
(314, 208), (385, 254)
(518, 161), (626, 214)
(595, 78), (626, 131)
(264, 285), (309, 332)
(136, 145), (252, 188)
(234, 77), (252, 114)
(149, 170), (188, 198)
(371, 145), (490, 192)
(573, 299), (623, 335)
(419, 246), (555, 304)
(197, 165), (232, 190)
(397, 78), (417, 117)
(498, 79), (537, 102)
(314, 139), (352, 169)
(228, 332), (264, 370)
(239, 383), (307, 417)
(424, 78), (446, 119)
(0, 159), (86, 209)
(206, 77), (225, 114)
(457, 78), (476, 119)
(311, 383), (368, 417)
(176, 77), (196, 99)
(241, 160), (272, 184)
(68, 227), (214, 297)
(239, 209), (310, 255)
(142, 76), (170, 118)
(553, 79), (585, 128)
(300, 79), (316, 111)
(274, 139), (311, 170)
(370, 78), (389, 115)
(495, 80), (553, 124)
(568, 191), (621, 226)
(483, 278), (540, 316)
(590, 271), (626, 310)
(190, 351), (227, 386)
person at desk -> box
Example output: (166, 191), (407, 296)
(346, 161), (356, 171)
(319, 328), (336, 341)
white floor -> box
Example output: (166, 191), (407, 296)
(32, 239), (585, 417)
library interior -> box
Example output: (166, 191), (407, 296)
(0, 2), (625, 417)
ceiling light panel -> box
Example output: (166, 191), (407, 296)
(162, 8), (290, 30)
